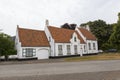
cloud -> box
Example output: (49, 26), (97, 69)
(0, 0), (120, 36)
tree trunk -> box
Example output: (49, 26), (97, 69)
(5, 55), (8, 61)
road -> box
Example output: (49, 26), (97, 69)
(0, 60), (120, 80)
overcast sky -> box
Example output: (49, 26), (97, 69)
(0, 0), (120, 36)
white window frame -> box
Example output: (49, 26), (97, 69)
(74, 37), (77, 42)
(58, 45), (63, 56)
(93, 43), (96, 50)
(22, 48), (36, 57)
(67, 45), (71, 55)
(88, 43), (91, 50)
(74, 45), (78, 54)
(84, 45), (86, 52)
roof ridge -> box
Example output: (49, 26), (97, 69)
(18, 27), (44, 32)
(48, 26), (75, 31)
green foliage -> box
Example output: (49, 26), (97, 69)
(80, 20), (113, 50)
(80, 12), (120, 51)
(109, 13), (120, 50)
(0, 33), (16, 60)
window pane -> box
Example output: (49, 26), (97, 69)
(67, 45), (71, 55)
(22, 48), (36, 57)
(74, 45), (77, 54)
(84, 45), (86, 52)
(93, 43), (96, 50)
(74, 37), (77, 42)
(58, 45), (63, 56)
(88, 43), (91, 50)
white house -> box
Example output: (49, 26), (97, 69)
(15, 23), (98, 59)
(15, 26), (50, 59)
(76, 26), (98, 54)
(45, 25), (85, 57)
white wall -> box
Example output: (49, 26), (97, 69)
(44, 26), (55, 57)
(18, 47), (49, 59)
(87, 40), (98, 54)
(54, 32), (84, 56)
(75, 27), (98, 54)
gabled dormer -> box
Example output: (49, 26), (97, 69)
(75, 26), (97, 41)
(70, 32), (80, 44)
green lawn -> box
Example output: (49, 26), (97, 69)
(65, 53), (120, 62)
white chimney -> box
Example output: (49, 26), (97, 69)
(86, 25), (90, 31)
(45, 19), (49, 27)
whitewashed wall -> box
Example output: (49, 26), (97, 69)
(75, 27), (98, 54)
(44, 26), (55, 57)
(86, 40), (98, 54)
(54, 32), (84, 56)
(15, 28), (22, 59)
(18, 47), (49, 59)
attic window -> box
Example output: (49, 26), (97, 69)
(74, 37), (77, 42)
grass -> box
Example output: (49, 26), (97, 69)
(65, 53), (120, 62)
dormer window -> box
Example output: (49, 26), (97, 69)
(74, 37), (77, 42)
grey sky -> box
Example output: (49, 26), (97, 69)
(0, 0), (120, 36)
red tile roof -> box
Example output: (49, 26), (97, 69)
(48, 26), (85, 43)
(18, 27), (50, 47)
(78, 28), (97, 40)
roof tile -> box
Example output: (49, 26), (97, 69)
(48, 26), (85, 43)
(18, 27), (50, 47)
(79, 28), (97, 40)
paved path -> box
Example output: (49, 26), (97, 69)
(0, 60), (120, 79)
(0, 70), (120, 80)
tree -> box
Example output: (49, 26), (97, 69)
(109, 13), (120, 50)
(80, 20), (113, 50)
(61, 23), (77, 30)
(0, 33), (16, 61)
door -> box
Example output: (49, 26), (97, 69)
(37, 49), (49, 59)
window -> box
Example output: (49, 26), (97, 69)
(67, 45), (71, 55)
(74, 37), (77, 42)
(58, 45), (63, 56)
(74, 45), (78, 54)
(84, 45), (86, 52)
(93, 43), (96, 50)
(88, 43), (91, 50)
(22, 48), (36, 57)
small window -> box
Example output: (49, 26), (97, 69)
(84, 45), (86, 52)
(74, 45), (78, 54)
(74, 37), (77, 42)
(58, 45), (63, 56)
(93, 43), (96, 50)
(88, 43), (91, 50)
(67, 45), (71, 55)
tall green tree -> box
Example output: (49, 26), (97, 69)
(0, 33), (16, 61)
(109, 13), (120, 50)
